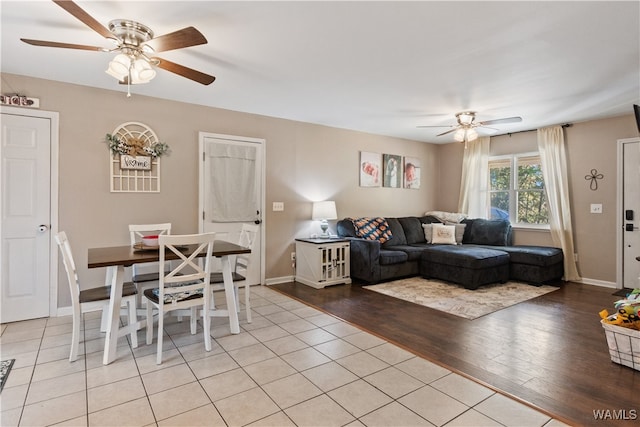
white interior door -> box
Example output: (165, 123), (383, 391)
(1, 110), (54, 322)
(199, 133), (264, 286)
(620, 138), (640, 289)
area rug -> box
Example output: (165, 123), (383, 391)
(363, 278), (559, 320)
(0, 359), (15, 393)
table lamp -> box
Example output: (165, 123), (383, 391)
(312, 201), (338, 238)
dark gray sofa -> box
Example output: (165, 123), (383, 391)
(337, 216), (564, 289)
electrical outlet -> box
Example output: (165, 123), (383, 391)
(291, 252), (296, 260)
(574, 253), (578, 262)
(590, 203), (603, 214)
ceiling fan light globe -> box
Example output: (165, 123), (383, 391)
(107, 53), (131, 78)
(454, 129), (466, 142)
(458, 112), (475, 125)
(466, 128), (478, 141)
(132, 58), (156, 82)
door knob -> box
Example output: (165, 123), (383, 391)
(37, 224), (49, 232)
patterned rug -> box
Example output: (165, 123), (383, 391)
(364, 278), (559, 320)
(1, 359), (15, 393)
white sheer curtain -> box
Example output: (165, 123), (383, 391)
(458, 137), (490, 218)
(537, 126), (581, 281)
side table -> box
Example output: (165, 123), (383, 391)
(295, 238), (351, 288)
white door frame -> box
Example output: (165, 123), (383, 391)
(616, 136), (640, 289)
(198, 132), (266, 285)
(0, 106), (59, 318)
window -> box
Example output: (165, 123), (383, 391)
(489, 153), (549, 226)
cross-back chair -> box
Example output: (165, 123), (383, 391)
(128, 223), (171, 307)
(210, 223), (259, 323)
(55, 231), (138, 362)
(144, 232), (216, 364)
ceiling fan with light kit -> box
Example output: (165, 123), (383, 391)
(418, 111), (522, 145)
(20, 0), (216, 96)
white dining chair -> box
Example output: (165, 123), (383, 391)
(128, 223), (171, 308)
(55, 231), (138, 362)
(144, 232), (216, 364)
(210, 223), (259, 323)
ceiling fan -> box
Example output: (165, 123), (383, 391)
(418, 111), (522, 143)
(20, 0), (215, 95)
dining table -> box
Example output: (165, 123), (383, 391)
(88, 239), (251, 365)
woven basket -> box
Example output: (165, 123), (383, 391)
(601, 319), (640, 371)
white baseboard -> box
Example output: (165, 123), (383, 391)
(265, 276), (294, 286)
(576, 278), (618, 288)
(56, 301), (104, 317)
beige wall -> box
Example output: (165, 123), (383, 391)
(1, 73), (439, 308)
(3, 73), (636, 309)
(437, 115), (639, 284)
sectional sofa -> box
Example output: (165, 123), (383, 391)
(336, 216), (564, 289)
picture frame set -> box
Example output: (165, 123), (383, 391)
(359, 151), (420, 189)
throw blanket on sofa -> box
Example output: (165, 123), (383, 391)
(425, 211), (467, 224)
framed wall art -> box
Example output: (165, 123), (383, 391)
(403, 156), (421, 189)
(383, 154), (402, 188)
(360, 151), (381, 187)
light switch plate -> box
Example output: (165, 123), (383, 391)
(590, 203), (602, 214)
(273, 202), (284, 211)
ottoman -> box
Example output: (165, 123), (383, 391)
(495, 245), (564, 285)
(420, 245), (510, 290)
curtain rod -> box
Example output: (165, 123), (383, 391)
(502, 123), (572, 137)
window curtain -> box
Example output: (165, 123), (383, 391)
(208, 143), (257, 222)
(458, 137), (490, 218)
(537, 126), (581, 281)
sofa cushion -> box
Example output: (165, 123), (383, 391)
(398, 217), (425, 244)
(492, 245), (563, 266)
(463, 218), (511, 246)
(421, 245), (510, 269)
(379, 249), (408, 265)
(383, 245), (424, 261)
(382, 218), (407, 247)
(352, 217), (393, 244)
(337, 219), (357, 238)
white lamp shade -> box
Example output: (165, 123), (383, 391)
(312, 201), (338, 221)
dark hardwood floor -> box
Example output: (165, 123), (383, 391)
(271, 280), (639, 426)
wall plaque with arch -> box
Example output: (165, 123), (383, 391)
(109, 122), (162, 192)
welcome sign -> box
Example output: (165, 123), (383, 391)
(120, 155), (152, 170)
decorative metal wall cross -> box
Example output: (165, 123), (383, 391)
(585, 169), (603, 191)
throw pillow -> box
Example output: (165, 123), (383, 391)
(431, 224), (457, 245)
(352, 217), (393, 244)
(454, 223), (466, 244)
(422, 223), (433, 243)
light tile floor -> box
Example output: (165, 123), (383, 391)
(1, 286), (570, 427)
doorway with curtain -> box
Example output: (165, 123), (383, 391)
(198, 133), (265, 286)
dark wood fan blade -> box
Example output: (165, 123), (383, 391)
(147, 27), (207, 53)
(21, 38), (105, 51)
(437, 128), (459, 137)
(53, 0), (113, 39)
(152, 57), (215, 85)
(478, 116), (522, 126)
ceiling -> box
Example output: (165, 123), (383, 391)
(1, 1), (639, 143)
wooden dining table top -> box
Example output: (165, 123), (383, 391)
(88, 240), (250, 269)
